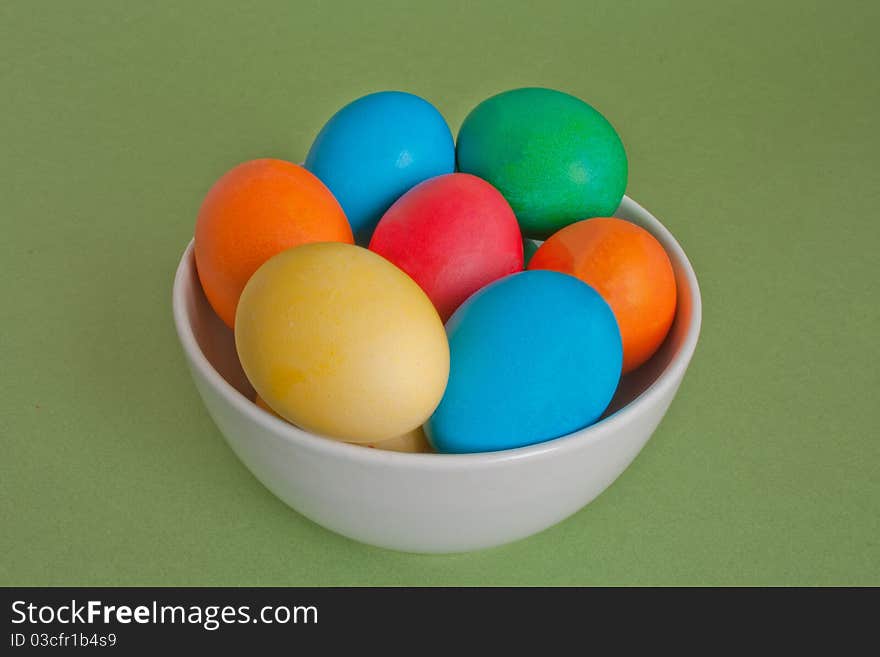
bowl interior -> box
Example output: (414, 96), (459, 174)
(177, 196), (699, 443)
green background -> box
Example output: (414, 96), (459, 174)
(2, 0), (878, 586)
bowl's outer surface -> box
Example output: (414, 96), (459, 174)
(172, 196), (702, 553)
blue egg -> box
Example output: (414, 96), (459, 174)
(425, 270), (622, 454)
(305, 91), (455, 243)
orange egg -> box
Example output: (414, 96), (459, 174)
(529, 217), (676, 374)
(194, 159), (352, 327)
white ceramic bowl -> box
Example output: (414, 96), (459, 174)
(172, 196), (701, 553)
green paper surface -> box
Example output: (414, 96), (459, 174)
(1, 0), (878, 586)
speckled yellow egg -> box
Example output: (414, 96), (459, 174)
(235, 242), (449, 443)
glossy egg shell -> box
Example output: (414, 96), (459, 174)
(305, 91), (455, 243)
(194, 159), (352, 328)
(456, 87), (627, 239)
(425, 270), (622, 453)
(529, 217), (677, 374)
(369, 173), (523, 322)
(235, 243), (449, 443)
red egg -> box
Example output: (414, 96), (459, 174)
(369, 173), (523, 321)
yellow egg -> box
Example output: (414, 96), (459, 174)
(363, 426), (433, 453)
(254, 394), (281, 418)
(254, 394), (432, 452)
(236, 243), (449, 443)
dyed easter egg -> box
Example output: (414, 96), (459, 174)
(425, 270), (622, 454)
(236, 243), (449, 443)
(195, 159), (352, 328)
(529, 217), (676, 374)
(363, 426), (433, 453)
(369, 173), (523, 321)
(254, 394), (280, 418)
(254, 394), (432, 452)
(305, 91), (455, 243)
(456, 87), (627, 239)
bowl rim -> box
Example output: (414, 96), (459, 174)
(172, 195), (702, 470)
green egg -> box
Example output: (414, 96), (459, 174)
(456, 88), (627, 239)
